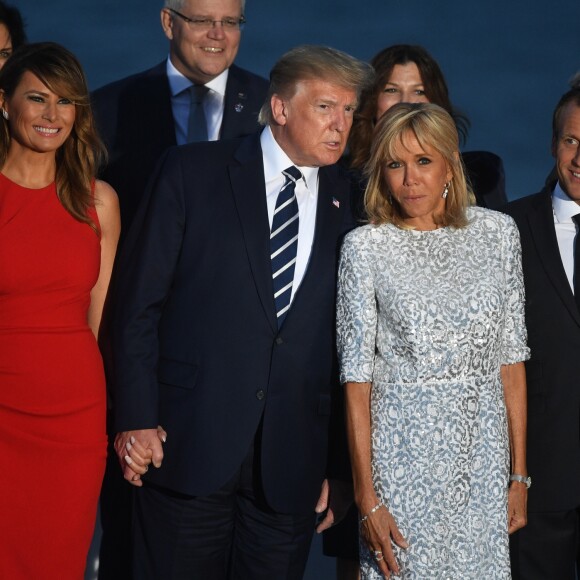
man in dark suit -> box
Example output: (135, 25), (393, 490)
(110, 45), (373, 579)
(504, 86), (580, 579)
(92, 0), (267, 235)
(93, 3), (266, 577)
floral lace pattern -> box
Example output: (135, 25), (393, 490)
(337, 207), (529, 579)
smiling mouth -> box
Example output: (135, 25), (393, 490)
(572, 171), (580, 178)
(202, 47), (223, 53)
(34, 126), (59, 135)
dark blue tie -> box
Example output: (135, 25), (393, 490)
(187, 85), (208, 142)
(271, 166), (301, 327)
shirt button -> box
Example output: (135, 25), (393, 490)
(256, 390), (265, 400)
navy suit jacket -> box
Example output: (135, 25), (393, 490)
(91, 62), (268, 233)
(503, 185), (580, 512)
(112, 133), (354, 514)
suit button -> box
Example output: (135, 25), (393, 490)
(256, 390), (265, 400)
(275, 337), (283, 345)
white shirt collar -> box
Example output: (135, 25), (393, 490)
(260, 126), (318, 193)
(165, 56), (228, 97)
(553, 181), (580, 223)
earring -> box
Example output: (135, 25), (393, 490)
(1, 108), (8, 120)
(442, 182), (450, 199)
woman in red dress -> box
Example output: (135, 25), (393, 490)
(0, 43), (120, 578)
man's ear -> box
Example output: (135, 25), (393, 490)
(160, 9), (174, 40)
(270, 93), (288, 126)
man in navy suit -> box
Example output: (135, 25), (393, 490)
(92, 0), (268, 235)
(504, 86), (580, 579)
(111, 45), (373, 579)
(93, 2), (266, 577)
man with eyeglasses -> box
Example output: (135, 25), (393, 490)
(92, 0), (267, 237)
(93, 2), (266, 578)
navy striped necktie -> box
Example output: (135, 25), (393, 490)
(270, 166), (302, 327)
(187, 84), (209, 142)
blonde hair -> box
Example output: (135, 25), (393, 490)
(364, 102), (474, 229)
(258, 45), (374, 126)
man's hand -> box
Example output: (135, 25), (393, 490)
(315, 478), (353, 533)
(114, 426), (167, 487)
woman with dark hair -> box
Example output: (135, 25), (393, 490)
(338, 103), (528, 578)
(0, 42), (119, 577)
(0, 1), (27, 68)
(347, 44), (506, 220)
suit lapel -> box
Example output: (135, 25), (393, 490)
(229, 134), (278, 332)
(146, 63), (177, 148)
(221, 66), (248, 140)
(528, 187), (580, 326)
(287, 165), (348, 316)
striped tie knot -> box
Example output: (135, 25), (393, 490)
(270, 166), (302, 327)
(282, 165), (302, 184)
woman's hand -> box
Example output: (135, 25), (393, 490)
(360, 503), (408, 577)
(507, 481), (528, 534)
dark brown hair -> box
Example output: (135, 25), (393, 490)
(0, 1), (26, 51)
(349, 44), (469, 171)
(552, 86), (580, 144)
(0, 42), (106, 229)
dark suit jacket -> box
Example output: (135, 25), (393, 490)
(112, 133), (354, 514)
(503, 185), (580, 512)
(91, 61), (268, 234)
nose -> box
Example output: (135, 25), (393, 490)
(331, 109), (349, 133)
(207, 20), (226, 39)
(573, 145), (580, 165)
(403, 164), (418, 186)
(42, 101), (57, 122)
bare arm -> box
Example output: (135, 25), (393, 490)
(88, 180), (120, 339)
(501, 361), (528, 533)
(345, 381), (407, 577)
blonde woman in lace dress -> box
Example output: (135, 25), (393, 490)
(337, 103), (529, 579)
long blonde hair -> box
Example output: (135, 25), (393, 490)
(364, 102), (474, 229)
(0, 42), (106, 230)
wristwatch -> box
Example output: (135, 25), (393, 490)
(510, 474), (532, 489)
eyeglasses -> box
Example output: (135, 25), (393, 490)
(168, 8), (246, 31)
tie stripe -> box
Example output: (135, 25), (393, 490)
(270, 166), (302, 326)
(270, 213), (299, 238)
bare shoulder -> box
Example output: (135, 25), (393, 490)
(94, 179), (120, 235)
(94, 179), (119, 208)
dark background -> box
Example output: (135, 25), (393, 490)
(17, 0), (580, 200)
(14, 1), (579, 577)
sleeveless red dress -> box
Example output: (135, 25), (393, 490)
(0, 173), (107, 578)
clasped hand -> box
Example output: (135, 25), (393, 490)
(114, 426), (167, 487)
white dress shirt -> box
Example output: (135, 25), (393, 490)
(553, 182), (580, 292)
(261, 126), (319, 303)
(166, 57), (228, 144)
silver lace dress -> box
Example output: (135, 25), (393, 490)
(337, 207), (529, 579)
